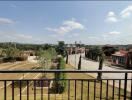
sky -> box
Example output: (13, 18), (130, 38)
(0, 1), (132, 45)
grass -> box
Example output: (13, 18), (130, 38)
(0, 63), (131, 100)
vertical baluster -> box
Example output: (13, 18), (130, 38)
(4, 81), (7, 100)
(94, 80), (96, 100)
(100, 80), (102, 100)
(112, 80), (115, 100)
(119, 80), (121, 100)
(12, 81), (14, 100)
(124, 73), (128, 100)
(75, 80), (76, 100)
(81, 80), (83, 100)
(27, 80), (29, 100)
(41, 80), (43, 100)
(34, 80), (36, 100)
(131, 78), (132, 100)
(68, 80), (70, 100)
(106, 80), (109, 100)
(20, 80), (22, 100)
(48, 80), (50, 100)
(87, 80), (89, 100)
(54, 79), (57, 100)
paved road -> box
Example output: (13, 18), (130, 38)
(68, 53), (132, 91)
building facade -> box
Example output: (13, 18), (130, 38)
(111, 50), (132, 69)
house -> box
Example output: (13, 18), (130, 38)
(66, 44), (85, 55)
(112, 50), (128, 67)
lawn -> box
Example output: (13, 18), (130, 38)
(0, 63), (131, 100)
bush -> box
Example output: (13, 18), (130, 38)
(2, 56), (28, 63)
(16, 56), (28, 61)
(3, 57), (16, 62)
(11, 81), (27, 88)
(0, 58), (3, 63)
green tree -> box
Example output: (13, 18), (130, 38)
(126, 52), (132, 69)
(5, 47), (20, 58)
(53, 57), (67, 93)
(102, 46), (118, 56)
(66, 52), (68, 64)
(56, 41), (66, 57)
(86, 46), (101, 61)
(4, 47), (20, 62)
(78, 55), (81, 70)
(0, 48), (4, 57)
(97, 51), (105, 80)
(37, 48), (57, 77)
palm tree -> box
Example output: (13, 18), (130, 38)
(66, 52), (68, 64)
(78, 55), (81, 70)
(126, 52), (132, 69)
(97, 51), (105, 80)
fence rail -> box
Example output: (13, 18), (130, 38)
(0, 69), (132, 73)
(0, 70), (131, 100)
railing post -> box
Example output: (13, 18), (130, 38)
(12, 81), (14, 100)
(4, 81), (6, 100)
(124, 73), (128, 100)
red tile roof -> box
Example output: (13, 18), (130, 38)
(112, 50), (128, 57)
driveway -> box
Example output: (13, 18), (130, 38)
(68, 53), (132, 91)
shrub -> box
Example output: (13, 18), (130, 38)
(11, 81), (27, 88)
(3, 57), (16, 62)
(2, 56), (27, 63)
(0, 58), (3, 63)
(16, 56), (28, 61)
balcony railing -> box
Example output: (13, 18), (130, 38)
(0, 70), (131, 100)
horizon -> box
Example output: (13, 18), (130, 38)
(0, 41), (132, 46)
(0, 1), (132, 44)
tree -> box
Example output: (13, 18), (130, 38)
(78, 55), (81, 70)
(56, 41), (66, 57)
(86, 46), (101, 61)
(97, 51), (105, 80)
(126, 52), (132, 69)
(102, 46), (118, 56)
(53, 57), (67, 93)
(4, 47), (20, 62)
(66, 52), (68, 64)
(0, 49), (4, 57)
(37, 48), (57, 77)
(5, 47), (20, 57)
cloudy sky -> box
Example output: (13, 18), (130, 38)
(0, 1), (132, 44)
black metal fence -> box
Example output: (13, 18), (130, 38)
(0, 70), (131, 100)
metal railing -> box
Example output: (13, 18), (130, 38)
(0, 70), (131, 100)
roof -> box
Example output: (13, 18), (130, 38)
(129, 49), (132, 52)
(112, 50), (128, 57)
